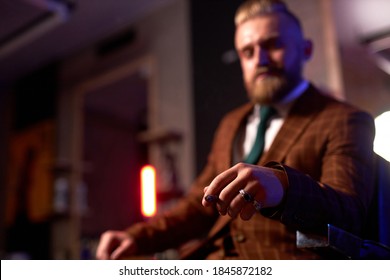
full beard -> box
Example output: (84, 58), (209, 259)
(246, 74), (288, 105)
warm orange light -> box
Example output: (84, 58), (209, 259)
(140, 165), (157, 217)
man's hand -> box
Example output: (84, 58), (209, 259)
(202, 163), (285, 220)
(95, 230), (136, 260)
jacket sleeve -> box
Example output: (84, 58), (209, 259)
(263, 109), (376, 236)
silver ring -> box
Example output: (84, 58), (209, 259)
(253, 200), (262, 212)
(239, 189), (254, 202)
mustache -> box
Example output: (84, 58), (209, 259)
(254, 66), (284, 77)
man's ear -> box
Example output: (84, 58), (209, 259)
(303, 39), (313, 61)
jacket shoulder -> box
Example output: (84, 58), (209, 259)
(302, 85), (374, 120)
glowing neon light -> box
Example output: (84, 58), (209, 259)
(141, 165), (157, 217)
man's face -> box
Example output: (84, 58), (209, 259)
(235, 13), (311, 105)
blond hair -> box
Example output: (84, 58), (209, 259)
(235, 0), (302, 30)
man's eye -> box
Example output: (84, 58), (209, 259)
(241, 48), (254, 58)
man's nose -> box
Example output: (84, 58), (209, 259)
(257, 48), (270, 67)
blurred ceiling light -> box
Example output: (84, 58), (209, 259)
(374, 111), (390, 162)
(0, 0), (74, 58)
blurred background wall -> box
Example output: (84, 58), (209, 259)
(0, 0), (389, 259)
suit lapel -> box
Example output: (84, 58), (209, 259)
(260, 85), (323, 165)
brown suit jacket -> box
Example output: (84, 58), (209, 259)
(127, 84), (376, 259)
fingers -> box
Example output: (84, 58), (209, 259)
(203, 163), (263, 220)
(226, 183), (261, 219)
(218, 178), (248, 215)
(202, 168), (238, 207)
(226, 190), (247, 218)
(202, 163), (248, 207)
(96, 230), (135, 260)
(96, 231), (115, 260)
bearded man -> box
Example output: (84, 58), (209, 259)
(96, 0), (375, 260)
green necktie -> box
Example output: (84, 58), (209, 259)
(244, 106), (277, 164)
